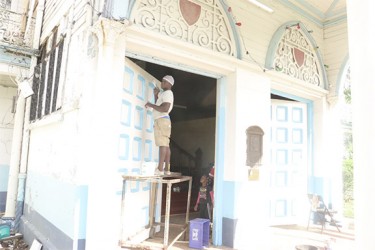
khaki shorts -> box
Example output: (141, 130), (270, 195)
(154, 118), (171, 147)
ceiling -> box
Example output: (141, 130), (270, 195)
(274, 0), (347, 25)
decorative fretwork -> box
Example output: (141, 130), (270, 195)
(131, 0), (236, 56)
(0, 0), (10, 9)
(0, 7), (35, 48)
(273, 27), (322, 87)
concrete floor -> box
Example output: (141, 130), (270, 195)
(122, 213), (355, 250)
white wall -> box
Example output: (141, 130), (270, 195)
(223, 68), (271, 181)
(0, 86), (16, 166)
(0, 86), (16, 205)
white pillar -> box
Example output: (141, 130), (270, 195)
(84, 18), (129, 250)
(4, 96), (25, 218)
(346, 1), (375, 249)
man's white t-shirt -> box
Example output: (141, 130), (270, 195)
(153, 90), (174, 120)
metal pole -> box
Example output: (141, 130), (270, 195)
(148, 182), (157, 237)
(185, 177), (192, 238)
(119, 179), (126, 246)
(4, 96), (25, 218)
(164, 182), (172, 249)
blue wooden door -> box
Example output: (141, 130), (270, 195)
(269, 100), (308, 225)
(119, 58), (161, 242)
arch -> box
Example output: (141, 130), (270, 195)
(265, 21), (328, 89)
(336, 55), (350, 96)
(128, 0), (242, 58)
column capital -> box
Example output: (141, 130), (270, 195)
(327, 94), (339, 106)
(91, 17), (132, 47)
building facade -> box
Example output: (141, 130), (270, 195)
(2, 0), (365, 249)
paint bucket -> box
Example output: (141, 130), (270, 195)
(0, 224), (10, 239)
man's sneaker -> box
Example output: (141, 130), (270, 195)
(154, 169), (164, 176)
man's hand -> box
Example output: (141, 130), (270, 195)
(153, 87), (160, 95)
(145, 102), (153, 109)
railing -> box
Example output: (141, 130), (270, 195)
(0, 7), (35, 48)
(170, 140), (202, 177)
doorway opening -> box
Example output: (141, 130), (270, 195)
(127, 57), (217, 216)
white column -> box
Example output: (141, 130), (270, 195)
(346, 1), (375, 249)
(84, 18), (129, 250)
(4, 96), (25, 218)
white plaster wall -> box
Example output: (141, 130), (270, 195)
(0, 86), (16, 198)
(222, 71), (237, 181)
(225, 68), (271, 249)
(311, 96), (343, 212)
(82, 23), (127, 250)
(312, 98), (328, 177)
(223, 68), (271, 181)
(0, 86), (16, 165)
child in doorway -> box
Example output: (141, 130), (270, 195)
(194, 175), (214, 220)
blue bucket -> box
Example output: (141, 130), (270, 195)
(0, 224), (10, 239)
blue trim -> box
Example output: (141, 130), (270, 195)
(144, 139), (152, 162)
(278, 0), (322, 27)
(121, 100), (132, 127)
(148, 82), (156, 103)
(276, 128), (288, 143)
(132, 137), (142, 161)
(295, 0), (325, 19)
(212, 79), (227, 245)
(265, 21), (329, 90)
(146, 110), (153, 133)
(324, 15), (347, 27)
(276, 149), (288, 165)
(136, 75), (146, 101)
(292, 107), (303, 123)
(219, 0), (243, 59)
(335, 54), (349, 95)
(0, 48), (31, 66)
(222, 182), (240, 218)
(127, 0), (137, 19)
(130, 169), (141, 192)
(124, 66), (134, 94)
(276, 106), (288, 121)
(325, 0), (340, 17)
(275, 199), (287, 217)
(134, 106), (144, 130)
(24, 172), (88, 240)
(292, 128), (303, 144)
(75, 185), (88, 238)
(118, 134), (130, 160)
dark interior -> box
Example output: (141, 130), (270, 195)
(128, 57), (217, 121)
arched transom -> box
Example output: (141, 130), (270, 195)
(131, 0), (237, 57)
